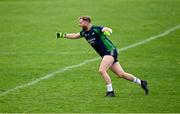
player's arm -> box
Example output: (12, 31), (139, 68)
(102, 27), (113, 36)
(56, 32), (81, 39)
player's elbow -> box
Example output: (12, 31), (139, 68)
(74, 33), (81, 39)
(71, 34), (78, 38)
(103, 27), (112, 34)
(108, 28), (112, 34)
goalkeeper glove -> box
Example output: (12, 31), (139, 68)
(103, 31), (111, 36)
(56, 32), (66, 38)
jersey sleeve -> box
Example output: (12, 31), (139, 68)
(80, 30), (84, 37)
(95, 26), (103, 32)
(93, 26), (104, 34)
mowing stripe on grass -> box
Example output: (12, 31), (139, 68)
(0, 51), (95, 55)
(0, 25), (179, 97)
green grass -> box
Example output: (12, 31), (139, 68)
(0, 0), (180, 113)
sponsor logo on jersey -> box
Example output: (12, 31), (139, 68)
(87, 38), (96, 45)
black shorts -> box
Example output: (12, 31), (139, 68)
(102, 49), (118, 64)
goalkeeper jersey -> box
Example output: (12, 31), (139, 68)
(80, 26), (116, 56)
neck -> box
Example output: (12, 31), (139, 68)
(85, 24), (92, 31)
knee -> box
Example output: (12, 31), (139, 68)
(99, 69), (107, 75)
(117, 72), (127, 78)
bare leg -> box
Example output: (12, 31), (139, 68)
(99, 55), (114, 84)
(110, 62), (141, 84)
(110, 62), (149, 94)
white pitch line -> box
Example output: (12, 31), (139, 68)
(118, 24), (180, 52)
(0, 25), (179, 97)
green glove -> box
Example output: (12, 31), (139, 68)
(56, 32), (66, 38)
(103, 31), (111, 36)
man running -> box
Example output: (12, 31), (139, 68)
(56, 16), (149, 97)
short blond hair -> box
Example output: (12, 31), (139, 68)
(79, 16), (91, 23)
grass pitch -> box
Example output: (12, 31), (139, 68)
(0, 0), (179, 113)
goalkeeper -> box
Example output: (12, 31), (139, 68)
(56, 16), (148, 97)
